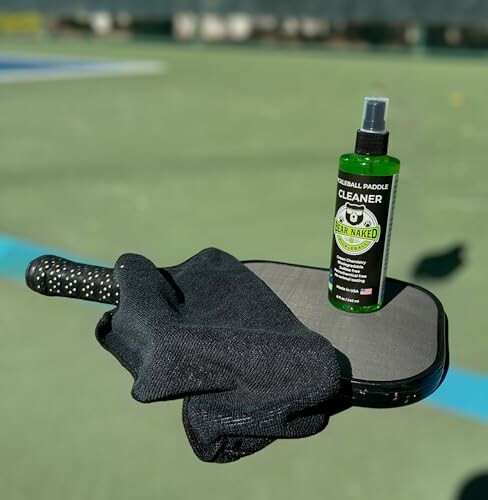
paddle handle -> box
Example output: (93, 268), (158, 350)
(25, 255), (119, 305)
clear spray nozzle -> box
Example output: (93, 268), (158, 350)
(360, 97), (389, 133)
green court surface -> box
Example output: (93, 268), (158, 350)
(0, 39), (487, 499)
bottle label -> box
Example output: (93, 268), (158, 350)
(329, 171), (398, 307)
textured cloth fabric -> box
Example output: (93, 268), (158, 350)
(96, 248), (341, 463)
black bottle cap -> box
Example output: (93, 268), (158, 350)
(355, 97), (389, 155)
(355, 130), (389, 155)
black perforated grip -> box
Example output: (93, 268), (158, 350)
(26, 255), (119, 305)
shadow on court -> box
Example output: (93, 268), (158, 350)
(412, 243), (465, 281)
(458, 472), (488, 500)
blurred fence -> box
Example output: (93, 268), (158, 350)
(1, 1), (488, 24)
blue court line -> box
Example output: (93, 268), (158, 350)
(427, 368), (488, 423)
(1, 234), (487, 424)
(0, 234), (80, 281)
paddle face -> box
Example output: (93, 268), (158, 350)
(245, 261), (448, 408)
(26, 256), (448, 409)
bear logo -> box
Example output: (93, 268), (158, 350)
(345, 203), (365, 226)
(334, 202), (380, 255)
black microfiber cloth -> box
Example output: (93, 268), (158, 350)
(95, 248), (341, 463)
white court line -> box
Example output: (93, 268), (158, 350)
(0, 57), (166, 83)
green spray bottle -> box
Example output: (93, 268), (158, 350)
(328, 97), (400, 313)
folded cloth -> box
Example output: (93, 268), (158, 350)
(96, 248), (340, 463)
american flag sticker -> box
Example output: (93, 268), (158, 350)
(360, 288), (373, 295)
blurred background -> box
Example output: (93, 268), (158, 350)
(0, 1), (487, 499)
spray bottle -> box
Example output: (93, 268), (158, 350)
(328, 97), (400, 313)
